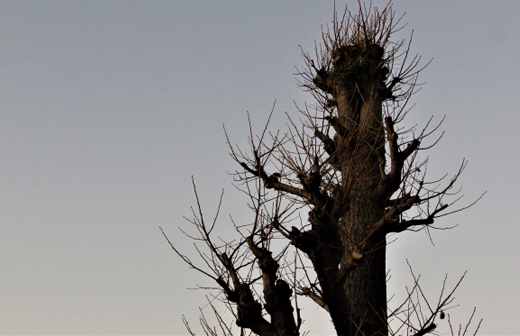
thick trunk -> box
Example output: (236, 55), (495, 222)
(344, 212), (387, 335)
(331, 50), (388, 335)
(336, 176), (387, 336)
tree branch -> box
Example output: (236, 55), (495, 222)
(385, 116), (420, 193)
(299, 287), (329, 312)
(238, 161), (312, 201)
(219, 252), (275, 335)
(245, 236), (298, 335)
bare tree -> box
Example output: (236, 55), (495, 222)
(162, 2), (482, 335)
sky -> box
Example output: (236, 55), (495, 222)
(0, 1), (518, 335)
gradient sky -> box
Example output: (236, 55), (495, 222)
(0, 1), (518, 335)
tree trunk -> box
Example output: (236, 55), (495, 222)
(327, 43), (389, 335)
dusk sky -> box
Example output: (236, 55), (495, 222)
(0, 1), (518, 335)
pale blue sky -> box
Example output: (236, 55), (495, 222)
(0, 1), (518, 335)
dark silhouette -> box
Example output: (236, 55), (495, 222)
(163, 2), (482, 335)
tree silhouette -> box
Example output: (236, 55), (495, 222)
(163, 2), (482, 335)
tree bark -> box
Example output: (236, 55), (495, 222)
(318, 42), (389, 335)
